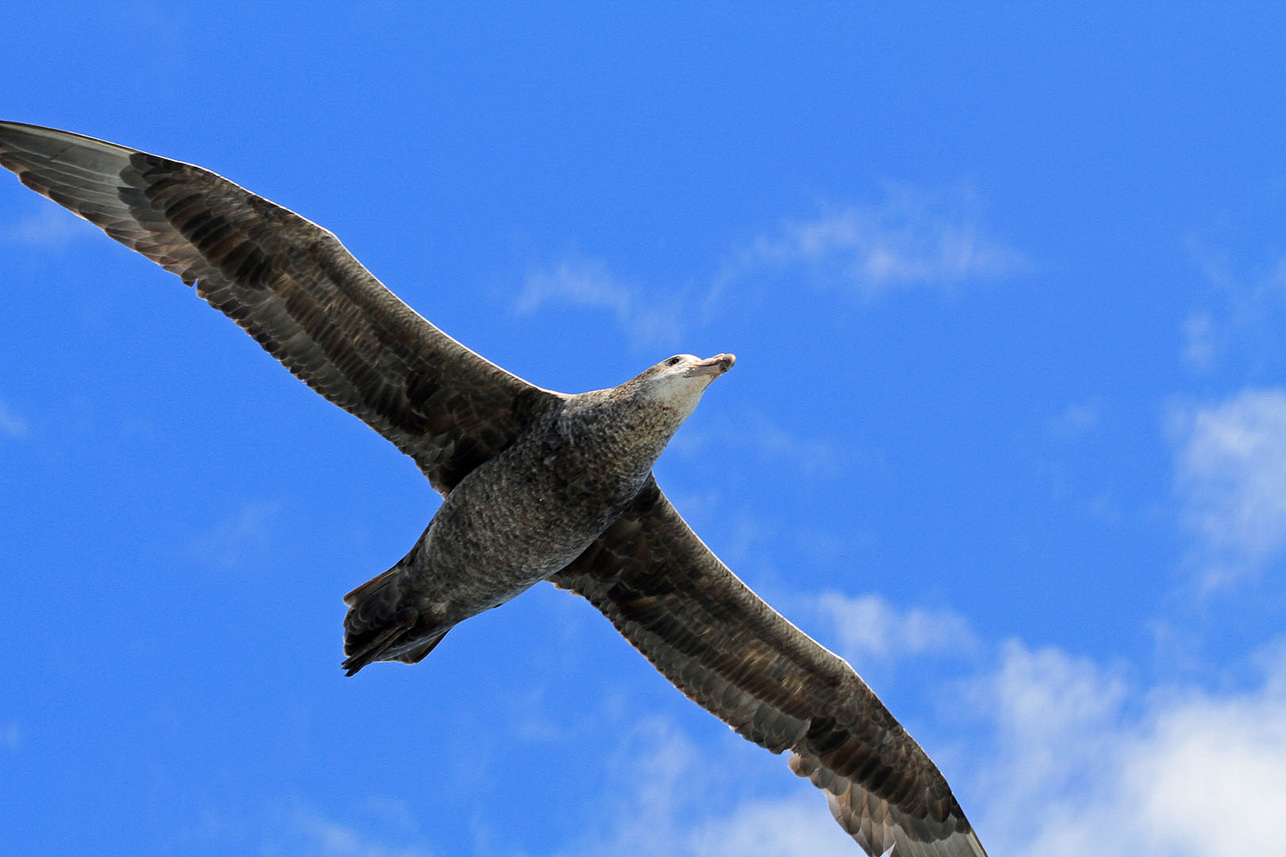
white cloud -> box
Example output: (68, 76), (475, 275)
(0, 396), (28, 437)
(1, 721), (20, 752)
(1182, 238), (1286, 375)
(1182, 312), (1217, 373)
(1123, 686), (1286, 855)
(671, 410), (846, 476)
(549, 711), (860, 857)
(970, 638), (1286, 857)
(968, 641), (1130, 853)
(551, 715), (708, 857)
(185, 499), (283, 572)
(1170, 389), (1286, 587)
(5, 203), (97, 248)
(516, 258), (684, 350)
(283, 804), (433, 857)
(541, 608), (1286, 857)
(740, 411), (846, 474)
(688, 796), (856, 857)
(523, 185), (1024, 345)
(712, 185), (1027, 303)
(816, 592), (981, 662)
(1048, 398), (1101, 440)
(177, 796), (434, 857)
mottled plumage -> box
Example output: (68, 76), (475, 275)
(0, 121), (986, 857)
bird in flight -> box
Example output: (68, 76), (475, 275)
(0, 122), (986, 857)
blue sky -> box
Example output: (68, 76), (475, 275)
(3, 4), (1286, 855)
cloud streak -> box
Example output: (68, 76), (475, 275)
(185, 499), (284, 573)
(816, 592), (981, 662)
(712, 185), (1027, 305)
(670, 409), (847, 477)
(515, 258), (685, 350)
(285, 803), (432, 857)
(972, 638), (1286, 857)
(0, 396), (28, 437)
(521, 184), (1026, 345)
(1182, 238), (1286, 375)
(543, 596), (1286, 857)
(1170, 389), (1286, 588)
(4, 203), (97, 249)
(1, 721), (20, 752)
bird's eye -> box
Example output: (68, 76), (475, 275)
(666, 356), (682, 367)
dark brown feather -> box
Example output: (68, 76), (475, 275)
(2, 121), (985, 855)
(0, 121), (560, 494)
(552, 478), (987, 857)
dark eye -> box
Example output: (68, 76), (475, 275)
(666, 356), (682, 367)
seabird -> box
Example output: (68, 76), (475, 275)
(0, 121), (987, 857)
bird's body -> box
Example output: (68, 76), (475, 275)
(342, 353), (734, 673)
(0, 121), (986, 857)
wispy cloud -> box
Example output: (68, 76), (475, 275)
(970, 637), (1286, 857)
(1122, 679), (1286, 856)
(185, 499), (283, 573)
(539, 553), (1286, 857)
(738, 411), (847, 475)
(172, 792), (432, 849)
(1182, 312), (1217, 374)
(552, 715), (711, 857)
(711, 185), (1027, 305)
(4, 203), (97, 249)
(968, 640), (1130, 851)
(688, 796), (857, 857)
(816, 592), (981, 662)
(515, 258), (685, 350)
(671, 409), (847, 476)
(554, 710), (878, 856)
(1170, 389), (1286, 588)
(0, 396), (29, 437)
(522, 184), (1025, 346)
(1047, 398), (1101, 441)
(177, 795), (433, 856)
(285, 803), (432, 857)
(1182, 238), (1286, 375)
(1, 721), (20, 752)
(558, 629), (1286, 857)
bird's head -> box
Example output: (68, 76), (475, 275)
(630, 352), (736, 422)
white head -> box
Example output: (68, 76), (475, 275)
(630, 352), (736, 423)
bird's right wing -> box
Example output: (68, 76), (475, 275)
(0, 121), (560, 494)
(551, 477), (986, 857)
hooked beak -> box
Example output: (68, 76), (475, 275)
(684, 353), (736, 378)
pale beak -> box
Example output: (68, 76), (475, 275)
(684, 353), (736, 378)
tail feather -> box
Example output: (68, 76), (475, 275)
(393, 630), (448, 665)
(343, 566), (399, 607)
(341, 565), (448, 675)
(342, 607), (418, 675)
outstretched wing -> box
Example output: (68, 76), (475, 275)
(0, 121), (559, 494)
(551, 478), (987, 857)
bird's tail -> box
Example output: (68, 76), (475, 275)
(341, 567), (448, 676)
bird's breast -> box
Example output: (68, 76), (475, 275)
(412, 429), (651, 619)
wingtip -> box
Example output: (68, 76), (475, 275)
(0, 120), (139, 157)
(341, 649), (375, 676)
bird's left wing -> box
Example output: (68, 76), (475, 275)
(0, 122), (560, 494)
(550, 477), (987, 857)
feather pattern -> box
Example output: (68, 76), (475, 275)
(1, 121), (986, 856)
(0, 121), (556, 494)
(552, 478), (987, 857)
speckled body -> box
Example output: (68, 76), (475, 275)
(1, 121), (988, 856)
(339, 359), (722, 669)
(410, 384), (685, 626)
